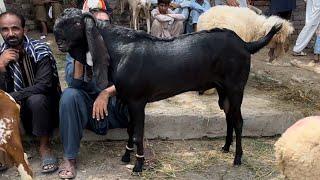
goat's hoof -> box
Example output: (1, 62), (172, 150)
(132, 166), (143, 174)
(132, 160), (143, 174)
(233, 157), (242, 166)
(121, 154), (131, 163)
(221, 146), (230, 153)
(131, 171), (142, 176)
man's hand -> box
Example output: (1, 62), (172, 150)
(92, 89), (110, 121)
(170, 3), (180, 9)
(226, 0), (239, 6)
(0, 49), (19, 71)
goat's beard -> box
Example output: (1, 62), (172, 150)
(5, 36), (23, 48)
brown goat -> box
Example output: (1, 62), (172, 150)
(0, 90), (33, 180)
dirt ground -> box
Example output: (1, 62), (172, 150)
(3, 138), (280, 180)
(2, 32), (319, 179)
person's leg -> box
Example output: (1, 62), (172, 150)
(314, 36), (320, 63)
(293, 23), (319, 54)
(40, 21), (48, 38)
(293, 1), (320, 54)
(58, 88), (93, 179)
(169, 20), (184, 37)
(24, 94), (57, 172)
(151, 19), (167, 38)
(188, 10), (200, 33)
(35, 5), (48, 38)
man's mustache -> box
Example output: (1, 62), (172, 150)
(6, 36), (22, 46)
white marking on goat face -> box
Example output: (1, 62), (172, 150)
(4, 92), (20, 109)
(17, 164), (32, 180)
(0, 118), (13, 145)
(86, 52), (93, 67)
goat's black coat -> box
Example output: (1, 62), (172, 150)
(54, 8), (282, 173)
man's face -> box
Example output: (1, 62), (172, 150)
(158, 3), (169, 14)
(0, 14), (25, 48)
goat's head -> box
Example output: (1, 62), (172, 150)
(54, 8), (86, 54)
(264, 16), (294, 62)
(54, 8), (110, 90)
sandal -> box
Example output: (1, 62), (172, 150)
(41, 154), (58, 173)
(58, 159), (77, 179)
(292, 51), (307, 56)
(0, 163), (8, 171)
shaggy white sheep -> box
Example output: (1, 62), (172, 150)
(274, 116), (320, 180)
(197, 6), (294, 62)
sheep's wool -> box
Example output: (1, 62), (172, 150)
(275, 116), (320, 180)
(0, 118), (13, 145)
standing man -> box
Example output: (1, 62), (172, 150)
(293, 0), (320, 56)
(33, 0), (63, 40)
(0, 11), (61, 173)
(270, 0), (296, 20)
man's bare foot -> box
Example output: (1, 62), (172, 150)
(58, 159), (77, 179)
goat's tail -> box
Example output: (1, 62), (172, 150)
(245, 23), (282, 54)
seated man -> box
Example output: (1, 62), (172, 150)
(57, 3), (129, 179)
(186, 0), (211, 33)
(0, 11), (61, 173)
(170, 0), (190, 22)
(151, 0), (186, 38)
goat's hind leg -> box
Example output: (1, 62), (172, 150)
(121, 119), (134, 163)
(226, 90), (244, 165)
(217, 87), (233, 153)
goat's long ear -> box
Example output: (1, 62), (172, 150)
(83, 14), (110, 90)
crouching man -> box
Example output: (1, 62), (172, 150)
(151, 0), (186, 38)
(0, 11), (61, 173)
(57, 4), (129, 179)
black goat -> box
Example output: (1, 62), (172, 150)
(54, 8), (282, 173)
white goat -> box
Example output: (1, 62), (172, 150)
(128, 0), (151, 33)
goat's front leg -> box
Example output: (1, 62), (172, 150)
(217, 88), (233, 152)
(127, 101), (146, 174)
(7, 140), (33, 180)
(121, 118), (134, 163)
